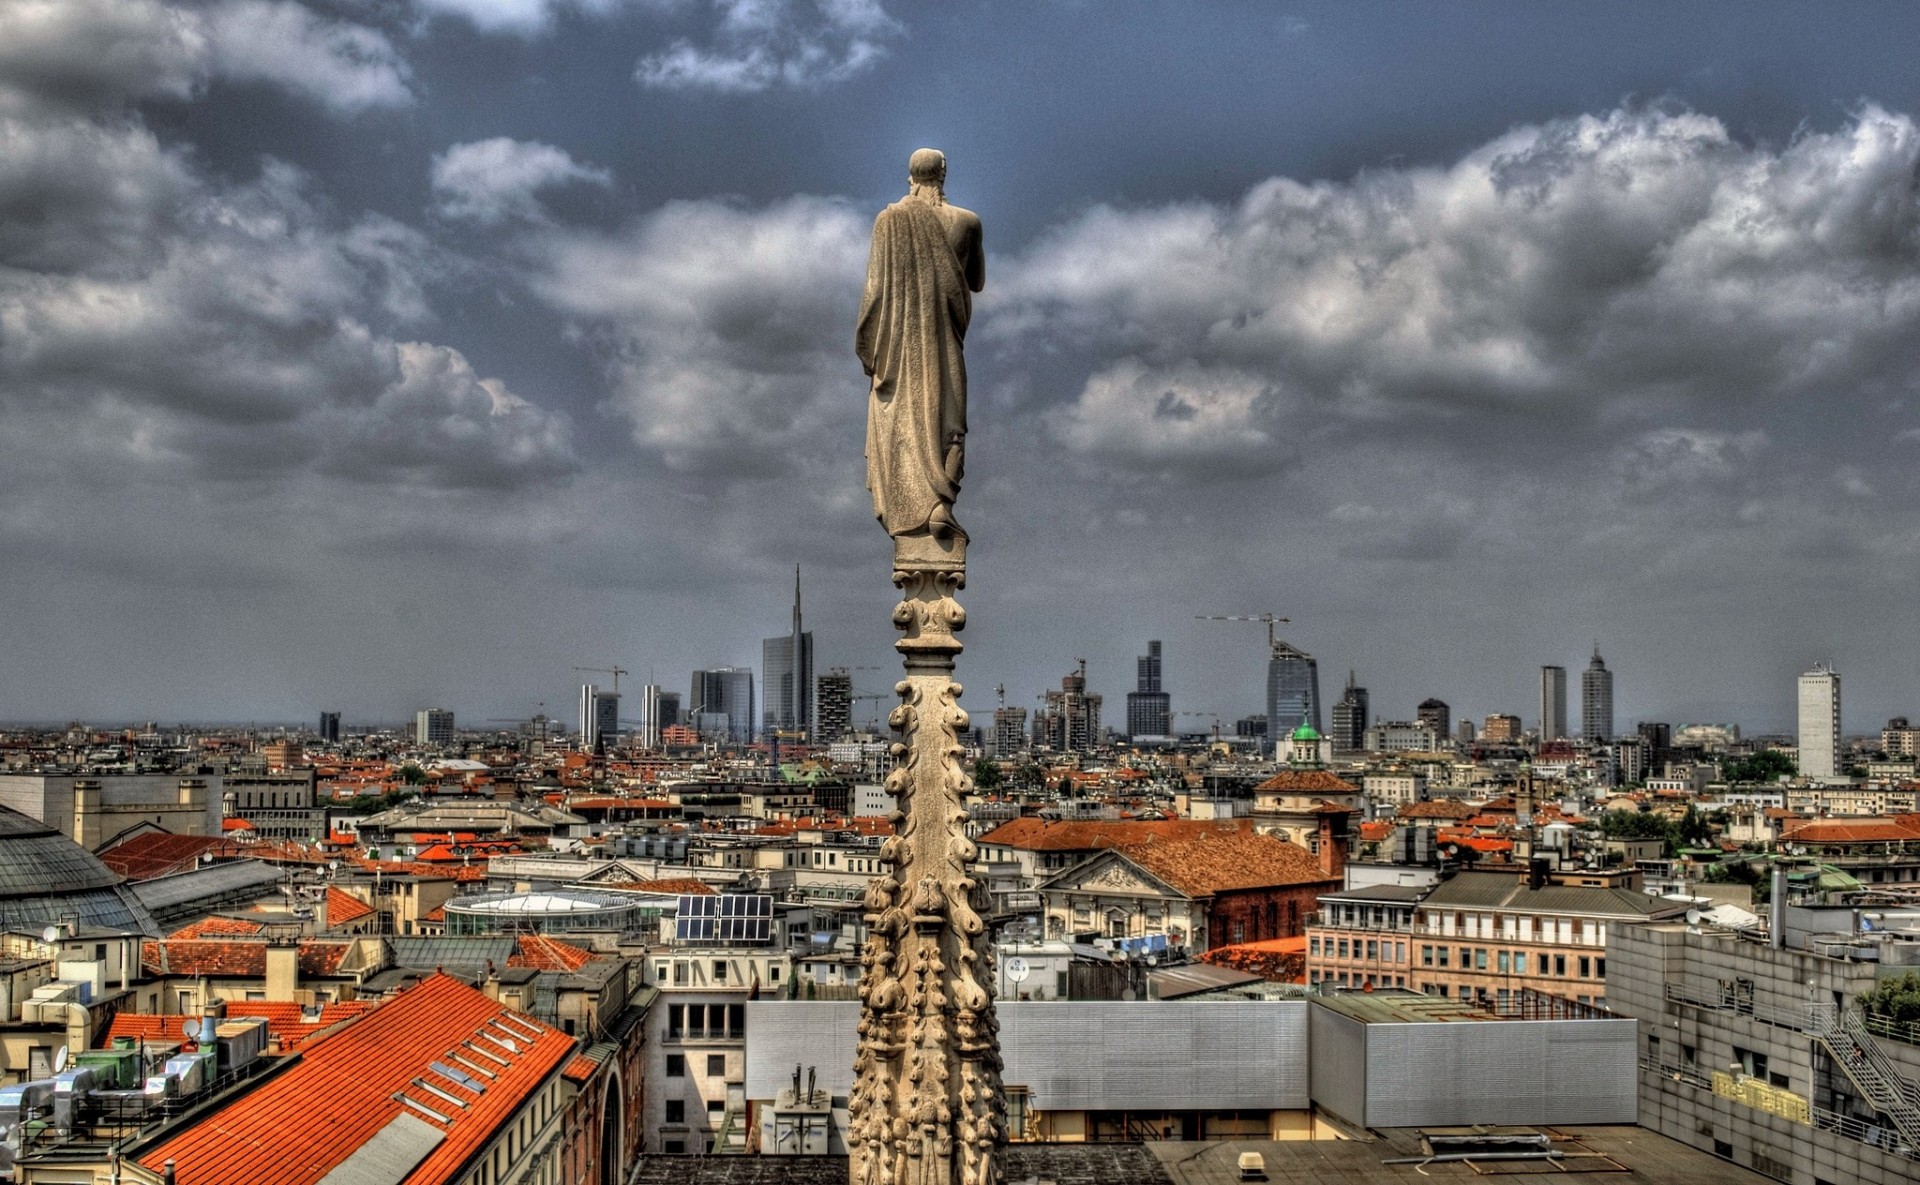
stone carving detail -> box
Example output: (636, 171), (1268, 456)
(1087, 863), (1154, 892)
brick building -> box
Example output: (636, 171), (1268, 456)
(1030, 816), (1347, 951)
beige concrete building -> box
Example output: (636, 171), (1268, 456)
(1406, 868), (1687, 1009)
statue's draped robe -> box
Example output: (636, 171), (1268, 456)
(858, 196), (970, 538)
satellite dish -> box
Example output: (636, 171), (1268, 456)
(182, 1020), (199, 1044)
(52, 1046), (68, 1074)
(41, 925), (60, 945)
(1686, 909), (1704, 925)
(1004, 957), (1030, 984)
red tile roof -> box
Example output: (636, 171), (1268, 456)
(325, 886), (375, 928)
(105, 1001), (376, 1052)
(563, 1054), (599, 1083)
(141, 939), (356, 979)
(1253, 769), (1360, 792)
(139, 974), (575, 1185)
(169, 916), (267, 940)
(1115, 825), (1333, 896)
(1780, 815), (1920, 845)
(1397, 800), (1479, 820)
(97, 833), (238, 881)
(509, 935), (595, 973)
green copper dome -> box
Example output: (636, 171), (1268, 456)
(1291, 723), (1322, 742)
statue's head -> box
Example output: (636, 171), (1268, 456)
(908, 148), (946, 188)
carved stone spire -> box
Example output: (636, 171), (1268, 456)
(851, 150), (1002, 1185)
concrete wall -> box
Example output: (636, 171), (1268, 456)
(1363, 1018), (1636, 1127)
(744, 1000), (1312, 1113)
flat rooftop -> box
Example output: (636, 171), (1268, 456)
(1312, 989), (1502, 1024)
(626, 1126), (1771, 1185)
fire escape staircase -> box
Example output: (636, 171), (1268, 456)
(1810, 1004), (1920, 1150)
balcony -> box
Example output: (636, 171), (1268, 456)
(1306, 911), (1413, 933)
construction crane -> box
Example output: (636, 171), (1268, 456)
(573, 665), (629, 694)
(1175, 710), (1223, 741)
(1195, 613), (1291, 652)
(850, 692), (891, 732)
(994, 683), (1006, 708)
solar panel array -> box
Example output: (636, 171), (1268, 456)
(675, 894), (773, 944)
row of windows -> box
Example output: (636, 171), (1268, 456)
(665, 1003), (746, 1040)
(1309, 937), (1407, 962)
(665, 1053), (729, 1078)
(1417, 945), (1605, 979)
(654, 959), (784, 986)
(1417, 912), (1606, 945)
(1309, 971), (1407, 989)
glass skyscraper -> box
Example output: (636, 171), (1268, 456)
(1266, 640), (1321, 749)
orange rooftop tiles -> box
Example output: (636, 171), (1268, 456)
(139, 974), (574, 1185)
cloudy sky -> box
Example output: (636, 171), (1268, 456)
(5, 1), (1920, 735)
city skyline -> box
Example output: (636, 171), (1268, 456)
(6, 5), (1920, 732)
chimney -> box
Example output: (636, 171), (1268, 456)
(264, 942), (299, 1002)
(1527, 858), (1549, 891)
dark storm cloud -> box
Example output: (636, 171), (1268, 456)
(8, 0), (1920, 728)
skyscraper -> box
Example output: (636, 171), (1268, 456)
(1038, 662), (1102, 752)
(992, 706), (1028, 758)
(415, 708), (453, 746)
(1797, 664), (1842, 781)
(1330, 673), (1369, 752)
(1416, 698), (1451, 740)
(579, 684), (620, 751)
(691, 668), (755, 743)
(1266, 639), (1320, 749)
(1125, 640), (1172, 739)
(1540, 665), (1567, 740)
(639, 684), (665, 748)
(1581, 649), (1613, 742)
(761, 566), (815, 738)
(317, 711), (341, 743)
(816, 669), (853, 742)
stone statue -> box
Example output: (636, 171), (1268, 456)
(858, 148), (985, 544)
(850, 148), (1004, 1185)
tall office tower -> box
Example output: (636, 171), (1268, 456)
(1797, 664), (1842, 780)
(639, 684), (664, 748)
(1330, 672), (1369, 752)
(992, 706), (1028, 758)
(1457, 719), (1476, 745)
(1266, 640), (1321, 750)
(1540, 665), (1568, 741)
(761, 566), (815, 738)
(1040, 662), (1103, 752)
(1416, 698), (1451, 740)
(1637, 722), (1673, 776)
(415, 708), (453, 746)
(816, 670), (853, 742)
(1125, 640), (1172, 739)
(656, 691), (680, 730)
(579, 686), (619, 751)
(317, 712), (341, 743)
(691, 668), (756, 743)
(1581, 649), (1613, 742)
